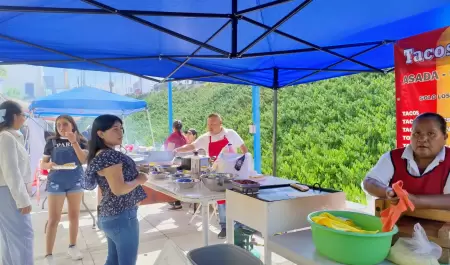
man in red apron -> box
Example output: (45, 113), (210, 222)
(175, 113), (248, 238)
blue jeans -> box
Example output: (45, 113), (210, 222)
(218, 203), (226, 229)
(0, 187), (34, 265)
(98, 207), (139, 265)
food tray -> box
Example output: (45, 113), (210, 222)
(232, 179), (260, 194)
(52, 165), (77, 170)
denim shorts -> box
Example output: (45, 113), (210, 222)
(47, 178), (83, 195)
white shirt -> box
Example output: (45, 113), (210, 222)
(193, 128), (244, 155)
(364, 145), (450, 194)
(0, 129), (32, 208)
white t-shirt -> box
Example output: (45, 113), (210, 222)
(192, 128), (244, 155)
(363, 145), (450, 194)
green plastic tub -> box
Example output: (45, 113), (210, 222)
(307, 210), (398, 265)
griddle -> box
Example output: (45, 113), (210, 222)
(233, 183), (341, 202)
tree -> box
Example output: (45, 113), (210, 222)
(5, 87), (22, 99)
(128, 73), (396, 203)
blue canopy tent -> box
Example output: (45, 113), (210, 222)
(1, 0), (450, 174)
(29, 86), (155, 145)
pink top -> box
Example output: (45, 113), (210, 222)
(164, 132), (187, 150)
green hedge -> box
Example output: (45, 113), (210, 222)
(126, 73), (396, 203)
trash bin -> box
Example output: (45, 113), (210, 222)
(187, 244), (263, 265)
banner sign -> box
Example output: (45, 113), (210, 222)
(395, 27), (450, 147)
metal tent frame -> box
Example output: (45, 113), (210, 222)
(0, 0), (416, 175)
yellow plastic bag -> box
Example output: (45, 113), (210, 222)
(387, 223), (441, 265)
(311, 212), (378, 234)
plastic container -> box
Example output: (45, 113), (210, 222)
(307, 210), (398, 265)
(187, 244), (263, 265)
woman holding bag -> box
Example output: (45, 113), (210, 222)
(0, 100), (34, 265)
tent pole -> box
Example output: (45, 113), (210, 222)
(146, 109), (155, 147)
(272, 68), (279, 176)
(272, 88), (278, 177)
(252, 86), (261, 174)
(168, 81), (173, 135)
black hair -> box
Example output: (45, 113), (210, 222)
(173, 120), (183, 135)
(52, 114), (87, 146)
(0, 100), (22, 132)
(87, 114), (123, 164)
(186, 128), (197, 137)
(413, 112), (447, 135)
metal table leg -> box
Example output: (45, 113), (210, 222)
(201, 200), (210, 246)
(82, 193), (96, 229)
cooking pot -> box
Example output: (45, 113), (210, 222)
(172, 151), (210, 170)
(201, 173), (237, 192)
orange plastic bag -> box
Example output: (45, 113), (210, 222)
(380, 181), (415, 232)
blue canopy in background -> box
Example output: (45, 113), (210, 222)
(0, 0), (449, 89)
(29, 86), (147, 116)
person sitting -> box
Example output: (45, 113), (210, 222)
(363, 112), (450, 210)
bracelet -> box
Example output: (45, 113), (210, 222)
(71, 141), (78, 145)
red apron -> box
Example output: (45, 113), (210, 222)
(209, 135), (229, 205)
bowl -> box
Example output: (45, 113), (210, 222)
(150, 172), (168, 180)
(307, 210), (398, 265)
(175, 178), (196, 189)
(157, 165), (179, 174)
(201, 173), (236, 192)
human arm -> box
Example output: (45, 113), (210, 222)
(362, 152), (396, 199)
(0, 134), (31, 210)
(66, 132), (88, 164)
(227, 129), (247, 154)
(99, 164), (148, 196)
(407, 194), (450, 210)
(239, 144), (248, 154)
(41, 139), (56, 170)
(405, 175), (450, 210)
(174, 143), (196, 153)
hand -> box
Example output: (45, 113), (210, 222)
(136, 172), (148, 185)
(386, 187), (399, 205)
(172, 148), (179, 154)
(46, 162), (57, 170)
(65, 132), (77, 144)
(19, 205), (32, 215)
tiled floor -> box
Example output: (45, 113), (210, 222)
(30, 195), (296, 265)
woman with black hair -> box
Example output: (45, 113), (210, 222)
(163, 120), (187, 210)
(83, 114), (148, 265)
(40, 115), (88, 264)
(363, 112), (450, 210)
(0, 100), (34, 265)
(185, 128), (198, 144)
(164, 120), (187, 151)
